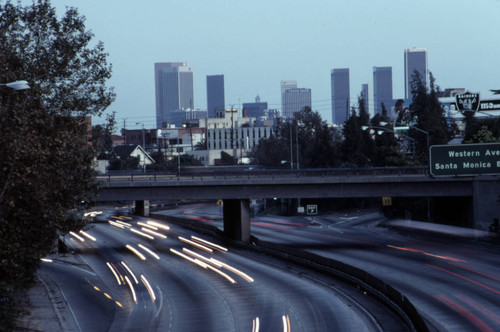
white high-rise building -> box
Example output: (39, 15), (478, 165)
(282, 88), (312, 119)
(281, 80), (297, 116)
(155, 62), (194, 128)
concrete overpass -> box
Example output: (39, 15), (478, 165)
(95, 168), (500, 241)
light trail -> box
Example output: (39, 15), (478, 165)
(210, 258), (254, 283)
(140, 275), (156, 302)
(108, 220), (125, 229)
(178, 236), (213, 253)
(252, 317), (260, 332)
(182, 248), (221, 267)
(138, 244), (160, 260)
(79, 230), (96, 241)
(191, 236), (228, 252)
(106, 262), (122, 285)
(114, 220), (132, 228)
(130, 228), (155, 240)
(282, 315), (291, 332)
(206, 264), (237, 284)
(146, 220), (170, 231)
(121, 261), (139, 284)
(435, 295), (493, 332)
(137, 222), (158, 230)
(126, 244), (147, 260)
(170, 248), (209, 269)
(427, 264), (500, 295)
(69, 231), (85, 242)
(141, 227), (167, 239)
(125, 276), (137, 304)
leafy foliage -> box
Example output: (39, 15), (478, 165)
(370, 106), (408, 166)
(92, 112), (116, 157)
(250, 107), (339, 168)
(108, 155), (140, 171)
(409, 71), (450, 163)
(463, 113), (500, 143)
(219, 151), (238, 165)
(341, 97), (374, 166)
(0, 0), (114, 325)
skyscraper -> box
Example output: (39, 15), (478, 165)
(331, 68), (350, 125)
(155, 62), (194, 128)
(283, 88), (311, 119)
(281, 80), (297, 114)
(373, 66), (393, 117)
(404, 48), (428, 99)
(243, 95), (268, 118)
(206, 75), (225, 118)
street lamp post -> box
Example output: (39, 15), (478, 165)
(362, 125), (416, 157)
(368, 124), (431, 222)
(411, 126), (429, 149)
(393, 124), (429, 148)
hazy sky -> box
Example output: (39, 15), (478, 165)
(44, 0), (500, 127)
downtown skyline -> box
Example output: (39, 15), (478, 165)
(34, 1), (500, 128)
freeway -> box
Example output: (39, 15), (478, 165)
(162, 204), (500, 332)
(39, 208), (409, 331)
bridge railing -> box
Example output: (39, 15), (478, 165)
(96, 166), (429, 183)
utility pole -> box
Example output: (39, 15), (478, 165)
(296, 121), (299, 169)
(289, 120), (293, 169)
(231, 105), (236, 160)
(122, 118), (127, 145)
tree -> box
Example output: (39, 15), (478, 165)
(250, 106), (338, 168)
(92, 111), (116, 157)
(0, 1), (115, 326)
(107, 155), (140, 170)
(466, 125), (499, 143)
(409, 71), (450, 164)
(219, 151), (238, 165)
(293, 106), (339, 168)
(370, 105), (408, 166)
(464, 113), (500, 143)
(341, 96), (375, 166)
(250, 134), (289, 167)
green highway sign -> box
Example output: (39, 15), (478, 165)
(429, 143), (500, 176)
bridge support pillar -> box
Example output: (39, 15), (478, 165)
(223, 199), (251, 242)
(135, 200), (150, 217)
(473, 180), (500, 230)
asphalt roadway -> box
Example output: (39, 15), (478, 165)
(16, 208), (498, 331)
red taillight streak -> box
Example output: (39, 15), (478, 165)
(427, 264), (500, 295)
(434, 294), (494, 332)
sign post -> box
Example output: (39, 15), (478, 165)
(429, 143), (500, 177)
(306, 204), (318, 224)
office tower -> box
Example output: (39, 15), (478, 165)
(361, 83), (371, 116)
(404, 48), (428, 99)
(282, 88), (311, 119)
(243, 95), (268, 118)
(373, 66), (393, 117)
(331, 68), (350, 125)
(281, 80), (297, 114)
(206, 75), (225, 118)
(155, 62), (194, 128)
